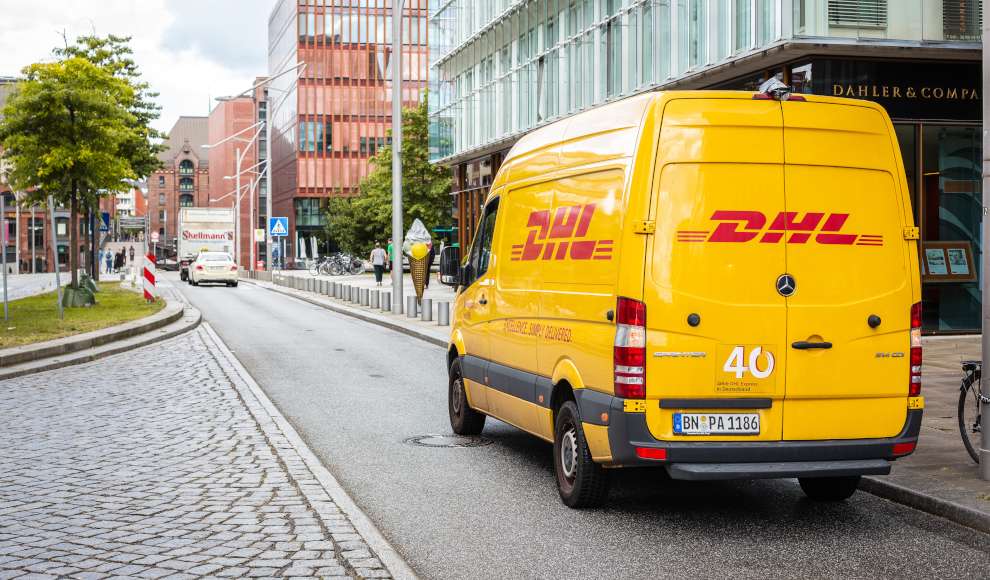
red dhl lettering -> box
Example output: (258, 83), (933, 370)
(676, 211), (882, 246)
(511, 203), (613, 261)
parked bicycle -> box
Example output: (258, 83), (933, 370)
(960, 360), (985, 463)
(309, 253), (365, 276)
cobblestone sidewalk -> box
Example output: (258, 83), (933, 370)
(0, 327), (393, 580)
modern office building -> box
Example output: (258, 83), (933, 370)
(428, 0), (983, 333)
(208, 77), (268, 269)
(148, 117), (211, 255)
(268, 0), (430, 261)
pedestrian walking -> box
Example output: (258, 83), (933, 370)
(105, 250), (112, 274)
(129, 245), (135, 262)
(370, 243), (387, 286)
(113, 250), (124, 273)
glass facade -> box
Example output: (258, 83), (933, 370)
(428, 0), (982, 163)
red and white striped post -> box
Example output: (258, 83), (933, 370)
(144, 254), (155, 304)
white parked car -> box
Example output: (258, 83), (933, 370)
(190, 252), (238, 287)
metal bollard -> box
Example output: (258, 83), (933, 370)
(354, 287), (362, 304)
(370, 290), (379, 309)
(382, 291), (391, 312)
(360, 288), (369, 306)
(323, 280), (330, 295)
(336, 283), (343, 299)
(421, 298), (433, 322)
(344, 285), (351, 301)
(438, 301), (450, 326)
(406, 296), (418, 318)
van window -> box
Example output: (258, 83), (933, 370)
(477, 199), (500, 278)
(468, 198), (499, 285)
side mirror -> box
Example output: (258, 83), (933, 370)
(439, 246), (461, 286)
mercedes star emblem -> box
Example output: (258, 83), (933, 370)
(776, 274), (796, 297)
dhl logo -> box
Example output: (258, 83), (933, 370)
(677, 211), (883, 246)
(511, 203), (613, 261)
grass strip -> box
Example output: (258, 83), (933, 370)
(0, 281), (166, 348)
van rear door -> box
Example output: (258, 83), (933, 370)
(645, 98), (787, 442)
(781, 101), (911, 440)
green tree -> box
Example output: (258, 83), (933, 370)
(325, 91), (451, 254)
(55, 35), (167, 181)
(0, 58), (137, 288)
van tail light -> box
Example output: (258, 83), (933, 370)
(231, 265), (238, 271)
(614, 297), (646, 399)
(892, 442), (916, 456)
(909, 302), (922, 397)
(196, 265), (203, 270)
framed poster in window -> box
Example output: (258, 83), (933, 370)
(921, 241), (977, 283)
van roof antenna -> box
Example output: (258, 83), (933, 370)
(758, 78), (790, 101)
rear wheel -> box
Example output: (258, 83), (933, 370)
(553, 400), (611, 508)
(309, 262), (320, 276)
(798, 476), (861, 501)
(448, 359), (485, 435)
(959, 380), (982, 464)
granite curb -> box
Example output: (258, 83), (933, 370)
(0, 298), (184, 367)
(243, 277), (447, 348)
(860, 475), (990, 535)
(0, 300), (201, 381)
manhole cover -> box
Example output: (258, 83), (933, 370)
(404, 435), (492, 448)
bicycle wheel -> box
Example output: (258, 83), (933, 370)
(309, 262), (320, 276)
(959, 377), (982, 464)
(319, 262), (330, 276)
(331, 262), (343, 276)
(349, 260), (364, 276)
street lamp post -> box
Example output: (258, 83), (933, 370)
(214, 62), (306, 277)
(392, 0), (406, 314)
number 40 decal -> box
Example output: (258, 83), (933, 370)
(723, 346), (775, 379)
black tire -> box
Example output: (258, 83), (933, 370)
(959, 381), (982, 464)
(553, 400), (611, 508)
(798, 476), (861, 501)
(448, 359), (486, 435)
(192, 279), (199, 286)
(232, 281), (238, 287)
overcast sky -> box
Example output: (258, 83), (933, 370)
(0, 0), (274, 135)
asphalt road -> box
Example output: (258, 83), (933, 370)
(175, 273), (990, 579)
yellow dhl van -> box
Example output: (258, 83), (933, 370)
(438, 88), (923, 508)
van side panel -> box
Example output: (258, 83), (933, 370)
(490, 181), (551, 377)
(537, 166), (627, 394)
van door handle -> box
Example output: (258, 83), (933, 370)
(792, 341), (832, 350)
(479, 298), (488, 305)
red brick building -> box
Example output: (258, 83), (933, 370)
(208, 77), (268, 269)
(267, 0), (428, 263)
(148, 117), (211, 254)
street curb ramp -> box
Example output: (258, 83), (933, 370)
(0, 299), (201, 380)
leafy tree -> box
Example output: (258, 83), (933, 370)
(55, 35), (166, 181)
(0, 58), (137, 288)
(325, 91), (451, 254)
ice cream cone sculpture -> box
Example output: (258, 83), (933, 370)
(404, 220), (432, 307)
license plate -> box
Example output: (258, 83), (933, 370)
(210, 266), (224, 271)
(673, 413), (760, 435)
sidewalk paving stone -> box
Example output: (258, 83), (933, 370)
(0, 327), (394, 579)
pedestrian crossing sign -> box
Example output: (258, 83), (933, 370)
(269, 217), (288, 237)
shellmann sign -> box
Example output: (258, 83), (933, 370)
(811, 59), (981, 121)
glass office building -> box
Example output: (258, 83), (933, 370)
(428, 0), (983, 333)
(269, 0), (430, 260)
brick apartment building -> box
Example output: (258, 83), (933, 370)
(148, 117), (211, 256)
(208, 77), (268, 269)
(267, 0), (429, 263)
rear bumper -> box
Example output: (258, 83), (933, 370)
(601, 399), (922, 478)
